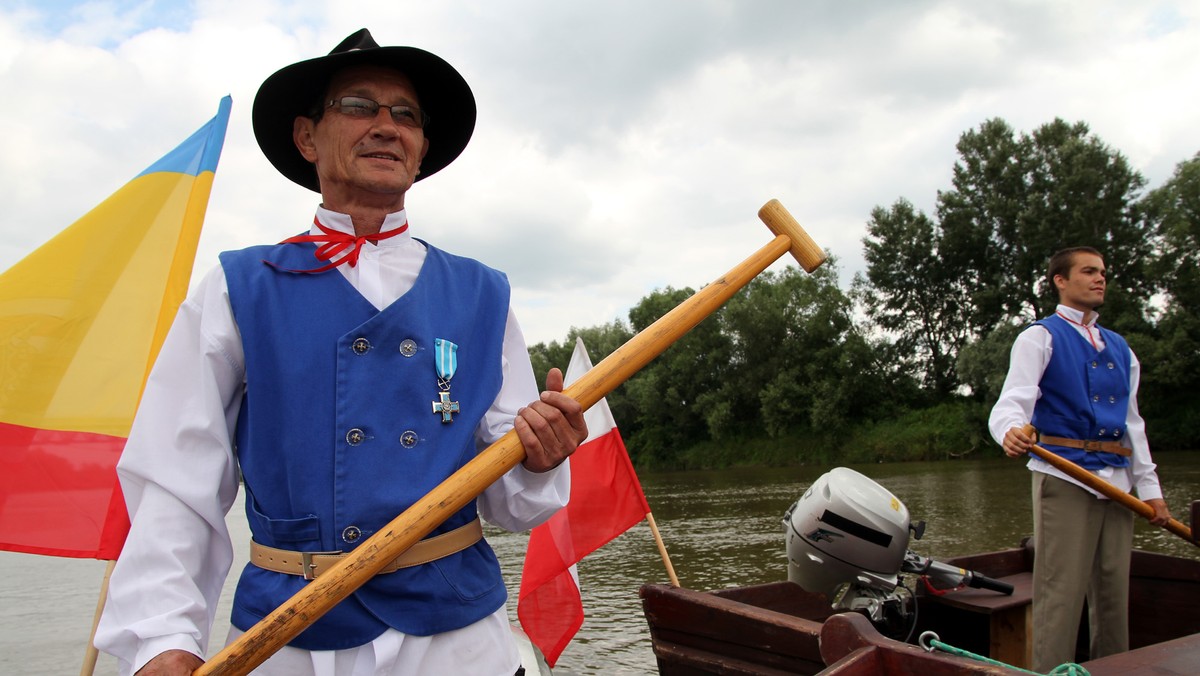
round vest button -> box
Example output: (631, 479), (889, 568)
(399, 339), (418, 357)
(342, 526), (362, 543)
(346, 428), (366, 446)
(351, 337), (371, 355)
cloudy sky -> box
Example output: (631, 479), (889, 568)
(2, 1), (1198, 346)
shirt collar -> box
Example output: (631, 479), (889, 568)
(313, 206), (412, 247)
(1056, 304), (1098, 327)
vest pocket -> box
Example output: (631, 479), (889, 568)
(1035, 412), (1085, 439)
(431, 543), (503, 602)
(246, 492), (322, 545)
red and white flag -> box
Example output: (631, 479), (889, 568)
(517, 337), (651, 667)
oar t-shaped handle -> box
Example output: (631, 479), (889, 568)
(759, 198), (826, 272)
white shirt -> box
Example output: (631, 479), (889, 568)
(988, 304), (1162, 501)
(94, 208), (570, 675)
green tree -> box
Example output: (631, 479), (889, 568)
(859, 199), (972, 396)
(937, 118), (1151, 334)
(1135, 153), (1200, 447)
(956, 322), (1023, 403)
(704, 260), (895, 446)
(935, 118), (1029, 329)
(622, 287), (732, 466)
(1142, 152), (1200, 313)
(862, 117), (1154, 396)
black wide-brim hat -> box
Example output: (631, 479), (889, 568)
(252, 28), (476, 192)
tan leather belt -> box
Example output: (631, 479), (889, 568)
(1038, 434), (1131, 457)
(250, 517), (483, 580)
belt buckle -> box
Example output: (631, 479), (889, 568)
(301, 550), (342, 580)
(301, 551), (319, 580)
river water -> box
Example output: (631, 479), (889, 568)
(3, 454), (1198, 674)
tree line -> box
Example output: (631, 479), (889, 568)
(530, 117), (1200, 470)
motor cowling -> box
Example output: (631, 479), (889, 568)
(783, 467), (912, 597)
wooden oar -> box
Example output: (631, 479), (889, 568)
(1020, 425), (1196, 546)
(194, 199), (825, 675)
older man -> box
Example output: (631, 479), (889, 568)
(990, 246), (1169, 671)
(95, 29), (586, 676)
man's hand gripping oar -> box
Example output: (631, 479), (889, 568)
(1005, 424), (1194, 546)
(192, 199), (826, 675)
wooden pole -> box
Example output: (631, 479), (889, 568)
(80, 559), (116, 676)
(645, 512), (680, 587)
(195, 200), (824, 674)
(1020, 425), (1195, 546)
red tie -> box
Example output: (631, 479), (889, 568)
(271, 217), (409, 273)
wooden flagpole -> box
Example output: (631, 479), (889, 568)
(80, 559), (116, 676)
(645, 512), (680, 587)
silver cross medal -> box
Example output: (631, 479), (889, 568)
(432, 338), (460, 423)
(433, 387), (460, 423)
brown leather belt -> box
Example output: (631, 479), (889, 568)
(250, 517), (483, 580)
(1037, 434), (1131, 457)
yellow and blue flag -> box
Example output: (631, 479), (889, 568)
(0, 96), (231, 559)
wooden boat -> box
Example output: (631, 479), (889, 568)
(640, 543), (1200, 675)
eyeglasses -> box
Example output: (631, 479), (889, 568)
(325, 96), (429, 128)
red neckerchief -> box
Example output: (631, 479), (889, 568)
(1056, 311), (1100, 350)
(269, 216), (409, 273)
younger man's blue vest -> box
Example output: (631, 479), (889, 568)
(1030, 314), (1132, 470)
(219, 239), (510, 650)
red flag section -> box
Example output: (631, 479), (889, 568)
(0, 97), (231, 560)
(518, 337), (651, 666)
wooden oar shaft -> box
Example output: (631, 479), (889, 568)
(1020, 425), (1195, 545)
(196, 201), (823, 675)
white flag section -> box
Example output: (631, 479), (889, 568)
(517, 337), (650, 666)
(566, 338), (621, 446)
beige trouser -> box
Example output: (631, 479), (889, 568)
(1031, 472), (1134, 672)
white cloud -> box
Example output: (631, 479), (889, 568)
(2, 0), (1199, 345)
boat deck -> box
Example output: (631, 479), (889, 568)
(1083, 632), (1200, 675)
(819, 607), (1200, 676)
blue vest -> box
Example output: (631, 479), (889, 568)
(1030, 314), (1132, 470)
(219, 239), (510, 650)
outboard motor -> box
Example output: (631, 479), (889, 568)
(784, 467), (1011, 640)
(784, 467), (912, 597)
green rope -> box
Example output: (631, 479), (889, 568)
(918, 631), (1090, 676)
